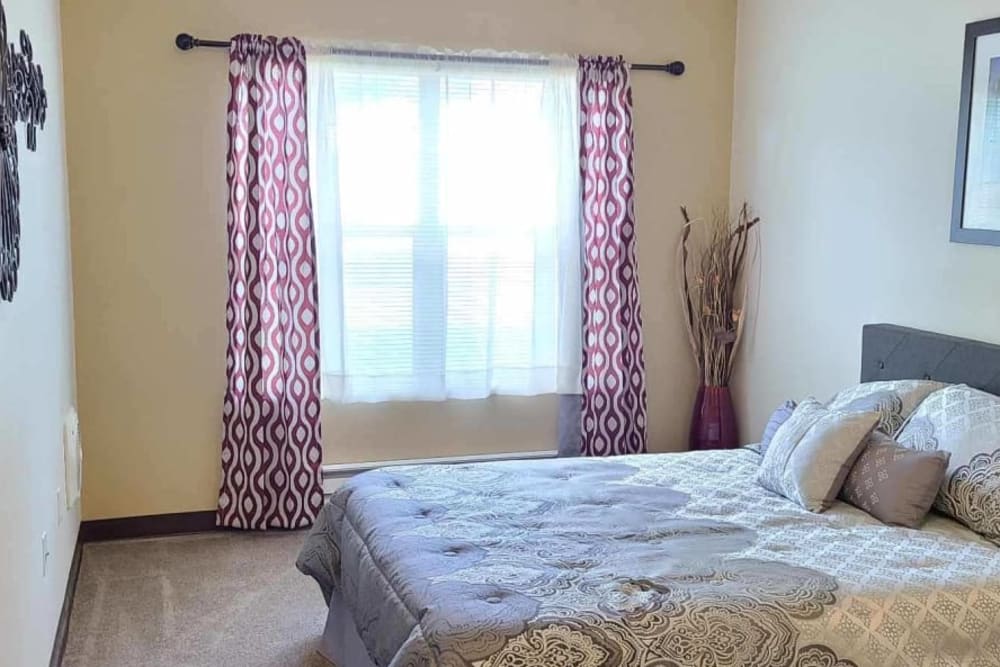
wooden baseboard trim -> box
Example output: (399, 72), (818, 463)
(79, 510), (218, 543)
(48, 539), (82, 667)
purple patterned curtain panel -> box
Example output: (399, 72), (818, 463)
(217, 35), (323, 529)
(578, 56), (648, 456)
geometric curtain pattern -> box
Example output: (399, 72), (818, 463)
(578, 56), (648, 456)
(217, 34), (324, 529)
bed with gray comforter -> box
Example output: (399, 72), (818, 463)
(296, 447), (1000, 666)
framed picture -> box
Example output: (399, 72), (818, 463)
(953, 17), (1000, 246)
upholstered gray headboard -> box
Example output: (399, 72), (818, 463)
(861, 324), (1000, 394)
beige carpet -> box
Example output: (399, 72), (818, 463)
(63, 532), (333, 667)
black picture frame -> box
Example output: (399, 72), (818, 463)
(952, 17), (1000, 246)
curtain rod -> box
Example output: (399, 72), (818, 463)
(174, 33), (685, 76)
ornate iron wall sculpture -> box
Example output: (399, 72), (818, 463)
(0, 0), (47, 302)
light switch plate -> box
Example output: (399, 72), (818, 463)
(63, 407), (81, 509)
(41, 532), (49, 577)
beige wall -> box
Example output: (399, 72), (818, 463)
(61, 0), (736, 520)
(0, 0), (79, 663)
(730, 0), (1000, 439)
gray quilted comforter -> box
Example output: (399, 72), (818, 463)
(296, 449), (1000, 666)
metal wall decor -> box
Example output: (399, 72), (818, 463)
(0, 0), (47, 302)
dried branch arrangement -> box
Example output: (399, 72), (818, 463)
(677, 203), (760, 387)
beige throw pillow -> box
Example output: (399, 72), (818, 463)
(757, 399), (879, 512)
(827, 380), (944, 436)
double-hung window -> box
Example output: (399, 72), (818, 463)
(308, 47), (582, 403)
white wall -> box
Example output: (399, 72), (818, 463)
(731, 0), (1000, 438)
(0, 0), (79, 664)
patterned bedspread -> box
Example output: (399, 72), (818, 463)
(296, 449), (1000, 666)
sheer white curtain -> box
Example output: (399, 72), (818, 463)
(307, 45), (582, 402)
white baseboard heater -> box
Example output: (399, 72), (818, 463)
(322, 450), (558, 494)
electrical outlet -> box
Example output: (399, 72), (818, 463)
(41, 532), (50, 577)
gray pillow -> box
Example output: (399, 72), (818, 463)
(757, 399), (879, 512)
(840, 432), (950, 528)
(759, 400), (796, 457)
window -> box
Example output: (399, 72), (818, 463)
(308, 49), (582, 403)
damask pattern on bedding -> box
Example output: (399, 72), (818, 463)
(297, 450), (1000, 667)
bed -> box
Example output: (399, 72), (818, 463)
(296, 324), (1000, 666)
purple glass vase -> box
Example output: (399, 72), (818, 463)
(689, 385), (739, 450)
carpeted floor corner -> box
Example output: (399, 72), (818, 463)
(63, 532), (332, 667)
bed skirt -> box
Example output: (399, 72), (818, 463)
(319, 589), (376, 667)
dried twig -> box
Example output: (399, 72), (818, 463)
(677, 203), (760, 386)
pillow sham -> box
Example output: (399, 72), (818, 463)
(840, 431), (950, 528)
(827, 379), (945, 436)
(757, 398), (879, 512)
(896, 384), (1000, 542)
(759, 400), (797, 457)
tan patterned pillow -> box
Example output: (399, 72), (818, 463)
(757, 399), (879, 512)
(840, 432), (950, 528)
(896, 384), (1000, 542)
(827, 380), (945, 435)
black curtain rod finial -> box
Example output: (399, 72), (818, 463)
(631, 60), (685, 76)
(176, 33), (229, 51)
(175, 33), (196, 51)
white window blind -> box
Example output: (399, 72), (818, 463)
(307, 47), (582, 403)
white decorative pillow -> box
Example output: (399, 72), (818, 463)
(757, 399), (879, 512)
(896, 384), (1000, 543)
(827, 380), (945, 436)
